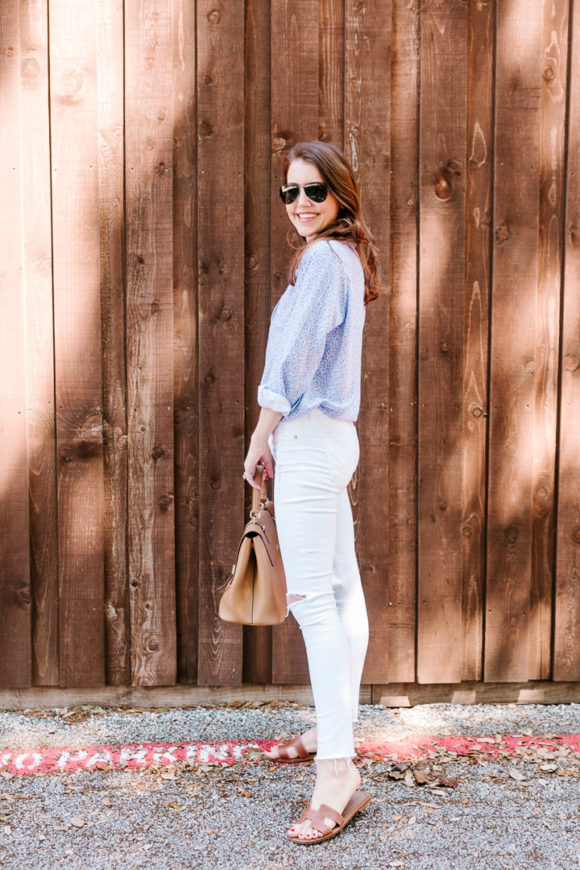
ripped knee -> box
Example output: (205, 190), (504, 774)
(287, 593), (307, 605)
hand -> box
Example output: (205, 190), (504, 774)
(244, 438), (274, 491)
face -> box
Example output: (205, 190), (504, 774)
(285, 158), (340, 241)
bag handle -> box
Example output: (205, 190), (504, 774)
(251, 463), (268, 515)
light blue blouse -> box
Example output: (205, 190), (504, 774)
(258, 239), (366, 423)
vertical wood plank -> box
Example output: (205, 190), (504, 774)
(19, 0), (58, 686)
(345, 0), (391, 683)
(98, 0), (129, 686)
(319, 0), (345, 148)
(196, 0), (245, 686)
(271, 0), (319, 684)
(243, 0), (273, 684)
(461, 0), (494, 681)
(484, 0), (543, 682)
(387, 0), (418, 683)
(554, 0), (580, 681)
(417, 0), (467, 683)
(125, 0), (177, 686)
(173, 0), (199, 684)
(49, 0), (105, 687)
(0, 0), (32, 688)
(528, 0), (569, 680)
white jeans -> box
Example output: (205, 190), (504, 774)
(271, 408), (369, 760)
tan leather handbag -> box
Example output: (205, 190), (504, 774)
(219, 465), (287, 625)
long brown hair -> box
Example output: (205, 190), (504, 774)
(283, 141), (380, 305)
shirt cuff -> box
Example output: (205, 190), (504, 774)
(257, 385), (291, 415)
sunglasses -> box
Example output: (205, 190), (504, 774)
(279, 182), (328, 205)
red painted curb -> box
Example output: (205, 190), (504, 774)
(0, 735), (577, 777)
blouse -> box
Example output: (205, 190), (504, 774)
(257, 239), (366, 423)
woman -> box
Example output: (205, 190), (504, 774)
(243, 140), (379, 844)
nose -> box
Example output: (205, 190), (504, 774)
(296, 187), (312, 205)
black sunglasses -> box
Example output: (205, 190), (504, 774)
(279, 182), (328, 205)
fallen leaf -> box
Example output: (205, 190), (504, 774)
(2, 828), (10, 836)
(435, 776), (458, 788)
(165, 802), (183, 812)
(509, 769), (525, 781)
(238, 789), (252, 798)
(412, 769), (431, 786)
(70, 817), (85, 828)
(539, 764), (557, 773)
(404, 770), (415, 788)
(393, 813), (403, 822)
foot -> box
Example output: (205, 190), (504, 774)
(264, 726), (317, 762)
(287, 758), (361, 842)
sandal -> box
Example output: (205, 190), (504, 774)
(266, 734), (316, 764)
(288, 790), (371, 845)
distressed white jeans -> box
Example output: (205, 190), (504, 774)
(270, 408), (369, 760)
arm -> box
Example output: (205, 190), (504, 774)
(243, 406), (282, 490)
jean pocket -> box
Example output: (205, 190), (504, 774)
(321, 423), (358, 489)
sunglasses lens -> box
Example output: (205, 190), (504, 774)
(279, 184), (300, 204)
(279, 182), (329, 204)
(305, 183), (328, 202)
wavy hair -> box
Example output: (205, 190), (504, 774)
(283, 140), (380, 305)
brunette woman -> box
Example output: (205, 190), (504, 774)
(243, 140), (379, 844)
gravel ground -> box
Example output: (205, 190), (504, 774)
(0, 703), (578, 870)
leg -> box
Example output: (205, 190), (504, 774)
(333, 489), (369, 723)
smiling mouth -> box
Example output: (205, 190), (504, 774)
(297, 213), (318, 220)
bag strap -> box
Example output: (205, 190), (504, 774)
(251, 464), (268, 515)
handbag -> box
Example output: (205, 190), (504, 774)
(218, 464), (287, 625)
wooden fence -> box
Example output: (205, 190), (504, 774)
(0, 0), (579, 695)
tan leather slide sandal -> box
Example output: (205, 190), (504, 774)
(267, 734), (316, 764)
(288, 790), (371, 845)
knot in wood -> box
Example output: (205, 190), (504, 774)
(439, 340), (449, 353)
(543, 64), (555, 82)
(572, 526), (580, 545)
(470, 405), (484, 418)
(60, 446), (74, 463)
(210, 477), (221, 491)
(219, 303), (232, 321)
(504, 525), (519, 547)
(159, 494), (173, 512)
(137, 255), (145, 265)
(247, 255), (258, 271)
(21, 57), (41, 83)
(150, 301), (160, 314)
(523, 358), (536, 374)
(495, 223), (510, 244)
(207, 9), (220, 24)
(272, 136), (286, 153)
(147, 640), (160, 652)
(154, 161), (167, 175)
(462, 525), (472, 537)
(145, 137), (155, 151)
(203, 73), (213, 86)
(5, 46), (14, 57)
(204, 372), (215, 385)
(151, 446), (165, 461)
(199, 121), (213, 137)
(435, 177), (452, 200)
(438, 499), (447, 511)
(563, 355), (579, 372)
(58, 67), (85, 104)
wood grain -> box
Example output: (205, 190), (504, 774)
(553, 0), (580, 681)
(319, 0), (344, 147)
(243, 0), (273, 684)
(344, 0), (391, 683)
(417, 0), (467, 683)
(0, 0), (32, 688)
(98, 0), (129, 686)
(196, 0), (246, 686)
(19, 0), (58, 686)
(484, 0), (543, 682)
(461, 0), (494, 681)
(49, 0), (105, 688)
(387, 0), (419, 683)
(270, 0), (319, 684)
(173, 0), (199, 684)
(528, 0), (570, 680)
(125, 0), (177, 686)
